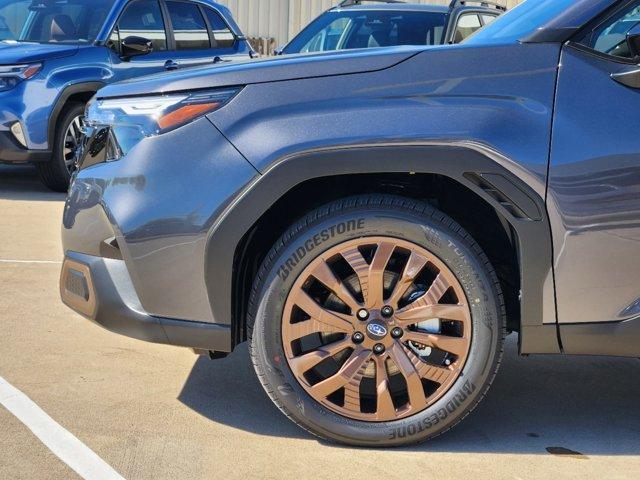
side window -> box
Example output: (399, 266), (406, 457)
(0, 0), (30, 40)
(580, 3), (640, 59)
(481, 14), (498, 26)
(203, 8), (236, 48)
(116, 0), (167, 51)
(85, 7), (111, 41)
(345, 15), (402, 49)
(453, 13), (481, 43)
(302, 17), (350, 52)
(166, 1), (210, 50)
(33, 4), (83, 42)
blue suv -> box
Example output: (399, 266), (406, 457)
(0, 0), (253, 191)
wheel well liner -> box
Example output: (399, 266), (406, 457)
(204, 145), (559, 354)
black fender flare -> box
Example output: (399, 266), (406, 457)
(48, 82), (105, 148)
(204, 143), (560, 354)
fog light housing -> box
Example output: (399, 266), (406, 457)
(10, 122), (27, 148)
(60, 258), (96, 318)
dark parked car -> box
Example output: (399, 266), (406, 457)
(62, 0), (640, 447)
(0, 0), (253, 191)
(279, 0), (504, 54)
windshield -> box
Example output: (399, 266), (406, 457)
(0, 0), (115, 44)
(283, 10), (448, 54)
(464, 0), (575, 44)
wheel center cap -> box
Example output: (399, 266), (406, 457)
(366, 321), (388, 340)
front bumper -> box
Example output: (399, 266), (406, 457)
(60, 251), (233, 351)
(0, 132), (50, 163)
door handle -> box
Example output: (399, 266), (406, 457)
(611, 68), (640, 89)
(164, 60), (179, 71)
(213, 56), (231, 64)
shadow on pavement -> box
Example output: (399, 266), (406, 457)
(0, 165), (66, 201)
(179, 335), (640, 455)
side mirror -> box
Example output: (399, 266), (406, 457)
(274, 46), (284, 56)
(626, 23), (640, 58)
(121, 36), (153, 60)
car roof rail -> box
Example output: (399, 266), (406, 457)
(337, 0), (406, 8)
(448, 0), (507, 12)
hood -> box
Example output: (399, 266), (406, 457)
(97, 46), (426, 99)
(0, 41), (79, 65)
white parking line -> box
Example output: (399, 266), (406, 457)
(0, 259), (62, 264)
(0, 376), (125, 480)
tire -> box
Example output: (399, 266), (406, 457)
(248, 195), (505, 447)
(36, 102), (85, 192)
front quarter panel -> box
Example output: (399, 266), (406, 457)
(210, 43), (560, 200)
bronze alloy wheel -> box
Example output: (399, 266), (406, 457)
(281, 237), (472, 422)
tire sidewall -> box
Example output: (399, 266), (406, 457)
(252, 206), (502, 446)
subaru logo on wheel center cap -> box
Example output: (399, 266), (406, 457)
(367, 323), (388, 339)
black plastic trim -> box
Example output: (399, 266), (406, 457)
(560, 317), (640, 357)
(0, 132), (50, 163)
(63, 252), (232, 351)
(566, 40), (639, 66)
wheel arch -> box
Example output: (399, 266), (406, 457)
(204, 143), (559, 355)
(47, 82), (105, 149)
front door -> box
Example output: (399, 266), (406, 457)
(163, 0), (219, 69)
(108, 0), (176, 80)
(548, 2), (640, 328)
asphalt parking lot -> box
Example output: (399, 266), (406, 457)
(0, 164), (638, 480)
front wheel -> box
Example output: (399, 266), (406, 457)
(248, 195), (505, 446)
(36, 102), (85, 192)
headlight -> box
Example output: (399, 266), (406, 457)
(85, 87), (240, 159)
(0, 63), (42, 92)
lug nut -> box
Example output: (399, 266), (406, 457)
(381, 306), (394, 318)
(356, 309), (369, 321)
(352, 332), (365, 344)
(391, 327), (404, 339)
(373, 343), (386, 355)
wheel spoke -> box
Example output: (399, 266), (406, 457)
(67, 124), (78, 143)
(310, 260), (360, 312)
(387, 251), (429, 308)
(388, 343), (427, 411)
(74, 116), (83, 135)
(395, 304), (468, 327)
(310, 348), (370, 398)
(341, 247), (370, 306)
(374, 355), (396, 420)
(295, 290), (353, 332)
(367, 242), (395, 309)
(340, 242), (395, 309)
(289, 336), (352, 373)
(285, 290), (355, 341)
(343, 360), (368, 413)
(401, 343), (455, 385)
(403, 330), (468, 357)
(422, 272), (451, 305)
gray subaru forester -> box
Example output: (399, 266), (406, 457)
(61, 0), (640, 446)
